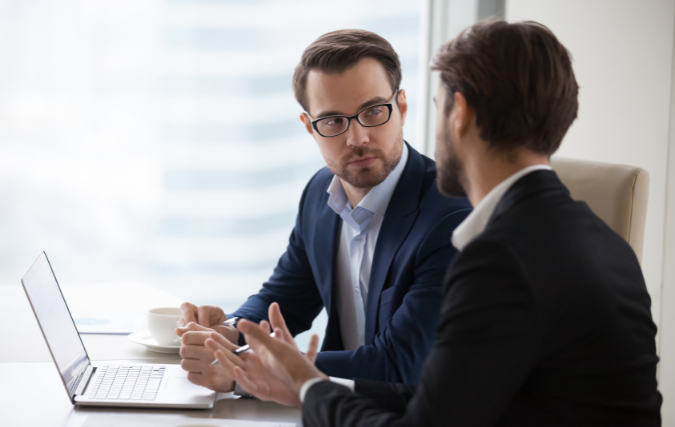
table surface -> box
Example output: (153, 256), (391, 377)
(0, 283), (302, 427)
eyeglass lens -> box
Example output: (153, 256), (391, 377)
(316, 104), (391, 137)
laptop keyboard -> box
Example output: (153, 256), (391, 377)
(88, 365), (166, 401)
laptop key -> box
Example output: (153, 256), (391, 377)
(85, 364), (165, 402)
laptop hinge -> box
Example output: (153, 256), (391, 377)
(74, 365), (95, 397)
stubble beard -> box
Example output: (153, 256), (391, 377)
(330, 132), (404, 189)
(437, 126), (468, 198)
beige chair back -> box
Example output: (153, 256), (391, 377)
(550, 157), (649, 264)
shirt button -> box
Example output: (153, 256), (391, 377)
(355, 237), (362, 243)
(355, 287), (360, 293)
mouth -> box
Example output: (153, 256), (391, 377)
(348, 157), (377, 168)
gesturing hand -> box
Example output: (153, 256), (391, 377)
(204, 302), (323, 408)
(235, 303), (327, 398)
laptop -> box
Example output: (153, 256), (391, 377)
(21, 251), (217, 409)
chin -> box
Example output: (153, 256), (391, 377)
(343, 168), (388, 189)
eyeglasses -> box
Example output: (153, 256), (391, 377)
(307, 89), (398, 138)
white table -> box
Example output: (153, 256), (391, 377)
(0, 283), (302, 427)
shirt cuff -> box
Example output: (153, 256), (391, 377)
(299, 377), (326, 403)
(299, 376), (356, 403)
(329, 376), (355, 391)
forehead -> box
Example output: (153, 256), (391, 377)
(305, 57), (393, 117)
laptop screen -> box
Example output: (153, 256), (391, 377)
(21, 252), (90, 396)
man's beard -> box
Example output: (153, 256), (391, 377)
(436, 127), (467, 198)
(331, 136), (403, 189)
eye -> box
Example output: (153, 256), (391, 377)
(366, 107), (383, 116)
(324, 117), (345, 126)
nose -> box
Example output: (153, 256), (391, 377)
(344, 118), (369, 148)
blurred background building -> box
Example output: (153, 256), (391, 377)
(0, 0), (422, 344)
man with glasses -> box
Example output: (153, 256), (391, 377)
(175, 30), (472, 400)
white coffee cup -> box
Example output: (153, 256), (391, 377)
(147, 307), (182, 345)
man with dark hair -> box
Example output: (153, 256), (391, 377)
(174, 29), (471, 400)
(207, 21), (662, 426)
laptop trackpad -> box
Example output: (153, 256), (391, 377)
(165, 377), (205, 391)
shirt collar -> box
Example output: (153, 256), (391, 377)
(451, 164), (552, 251)
(327, 143), (409, 217)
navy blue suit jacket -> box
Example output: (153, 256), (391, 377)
(232, 144), (471, 384)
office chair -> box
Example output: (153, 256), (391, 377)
(550, 157), (650, 264)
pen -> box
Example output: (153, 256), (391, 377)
(222, 316), (239, 326)
(211, 332), (276, 366)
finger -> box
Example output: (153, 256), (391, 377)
(181, 358), (210, 374)
(180, 343), (215, 361)
(274, 327), (295, 346)
(268, 302), (293, 343)
(205, 338), (241, 368)
(306, 334), (319, 363)
(233, 367), (259, 394)
(197, 305), (211, 328)
(176, 322), (205, 337)
(177, 322), (211, 335)
(273, 327), (290, 344)
(238, 319), (288, 355)
(208, 331), (240, 352)
(181, 330), (211, 345)
(260, 320), (272, 334)
(214, 347), (245, 374)
(181, 302), (198, 325)
(212, 307), (228, 325)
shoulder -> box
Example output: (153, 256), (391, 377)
(297, 166), (334, 208)
(305, 166), (334, 194)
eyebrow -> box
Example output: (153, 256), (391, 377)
(315, 95), (390, 119)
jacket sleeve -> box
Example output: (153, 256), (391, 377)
(303, 238), (538, 427)
(231, 178), (325, 344)
(314, 208), (470, 384)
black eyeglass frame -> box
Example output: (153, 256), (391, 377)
(307, 89), (399, 138)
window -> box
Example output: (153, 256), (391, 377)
(0, 0), (422, 344)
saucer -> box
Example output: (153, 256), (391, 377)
(128, 331), (181, 353)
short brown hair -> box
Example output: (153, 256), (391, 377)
(293, 29), (401, 114)
(430, 21), (579, 156)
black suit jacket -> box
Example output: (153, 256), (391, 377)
(303, 170), (662, 427)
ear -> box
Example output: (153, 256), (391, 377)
(300, 113), (314, 135)
(397, 89), (408, 126)
(452, 92), (471, 137)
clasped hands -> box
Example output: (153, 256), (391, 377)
(175, 302), (327, 408)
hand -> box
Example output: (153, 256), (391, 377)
(205, 302), (318, 408)
(235, 306), (327, 396)
(206, 322), (305, 408)
(178, 302), (239, 343)
(175, 322), (239, 392)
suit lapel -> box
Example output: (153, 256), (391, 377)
(313, 191), (343, 350)
(365, 145), (426, 343)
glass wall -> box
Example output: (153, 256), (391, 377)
(0, 0), (421, 344)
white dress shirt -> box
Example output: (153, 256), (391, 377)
(327, 144), (409, 350)
(299, 163), (552, 402)
(451, 164), (552, 251)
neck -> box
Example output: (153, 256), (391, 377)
(341, 180), (372, 208)
(463, 148), (549, 207)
